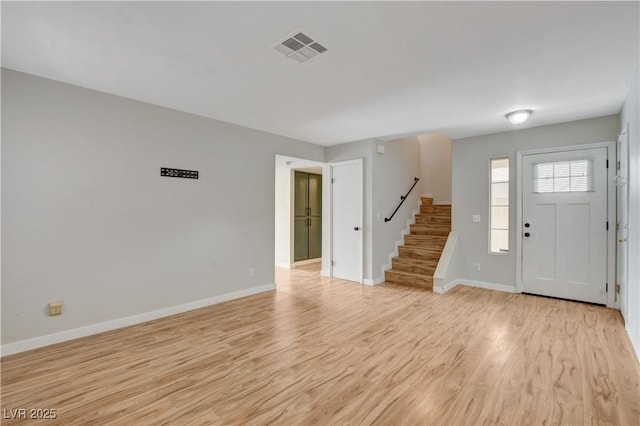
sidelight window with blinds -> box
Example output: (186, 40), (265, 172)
(490, 158), (509, 254)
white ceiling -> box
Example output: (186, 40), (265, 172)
(2, 2), (638, 146)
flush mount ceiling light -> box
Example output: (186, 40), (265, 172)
(505, 109), (533, 125)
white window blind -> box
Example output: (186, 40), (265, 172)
(533, 159), (593, 193)
(490, 158), (509, 254)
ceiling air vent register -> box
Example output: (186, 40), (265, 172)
(273, 31), (328, 63)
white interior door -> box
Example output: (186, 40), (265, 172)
(617, 125), (629, 317)
(522, 147), (608, 304)
(331, 159), (363, 283)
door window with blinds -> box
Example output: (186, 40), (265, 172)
(490, 158), (509, 254)
(533, 159), (593, 193)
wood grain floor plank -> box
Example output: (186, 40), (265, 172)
(2, 267), (638, 425)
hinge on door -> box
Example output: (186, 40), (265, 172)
(617, 161), (621, 170)
(331, 178), (335, 184)
(606, 283), (609, 292)
(331, 260), (335, 266)
(606, 221), (609, 230)
(616, 284), (621, 294)
(606, 160), (609, 168)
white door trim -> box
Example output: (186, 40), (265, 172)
(515, 141), (616, 307)
(617, 124), (630, 314)
(330, 158), (364, 283)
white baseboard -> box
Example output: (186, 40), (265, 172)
(1, 283), (276, 356)
(292, 258), (321, 267)
(434, 279), (516, 295)
(364, 276), (385, 286)
(433, 279), (459, 294)
(625, 323), (640, 362)
(320, 269), (331, 277)
(275, 262), (291, 269)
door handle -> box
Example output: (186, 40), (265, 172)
(524, 232), (531, 237)
(354, 227), (360, 231)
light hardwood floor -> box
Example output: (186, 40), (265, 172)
(2, 268), (639, 425)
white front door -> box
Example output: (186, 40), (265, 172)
(522, 147), (608, 304)
(617, 125), (629, 316)
(331, 159), (363, 283)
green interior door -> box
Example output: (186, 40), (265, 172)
(294, 172), (309, 261)
(293, 171), (322, 262)
(308, 173), (322, 259)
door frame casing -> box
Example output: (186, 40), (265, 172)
(617, 124), (630, 319)
(329, 158), (364, 283)
(515, 141), (616, 307)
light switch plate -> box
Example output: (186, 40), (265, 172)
(472, 215), (481, 222)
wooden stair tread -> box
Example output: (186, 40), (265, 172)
(405, 235), (448, 241)
(415, 215), (451, 220)
(385, 269), (433, 289)
(394, 257), (439, 267)
(409, 228), (450, 236)
(392, 258), (436, 275)
(421, 205), (451, 208)
(386, 269), (430, 279)
(411, 225), (451, 230)
(409, 227), (451, 238)
(398, 247), (445, 260)
(420, 197), (433, 205)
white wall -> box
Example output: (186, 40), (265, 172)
(451, 115), (619, 287)
(1, 69), (324, 347)
(274, 161), (292, 268)
(372, 137), (422, 282)
(418, 133), (452, 204)
(620, 66), (640, 360)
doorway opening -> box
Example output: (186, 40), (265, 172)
(274, 155), (327, 278)
(293, 169), (322, 265)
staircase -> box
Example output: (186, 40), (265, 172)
(384, 197), (451, 290)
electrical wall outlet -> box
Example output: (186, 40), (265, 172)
(474, 263), (481, 272)
(48, 301), (63, 316)
(248, 267), (254, 277)
(472, 215), (481, 223)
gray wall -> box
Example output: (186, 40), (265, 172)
(452, 115), (619, 286)
(620, 66), (640, 359)
(1, 69), (324, 344)
(372, 137), (422, 281)
(419, 133), (452, 204)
